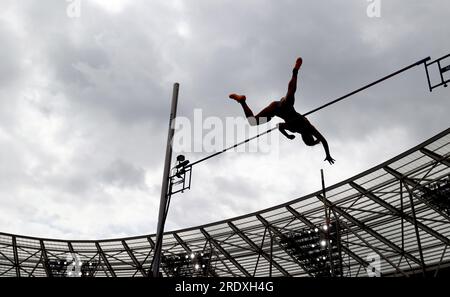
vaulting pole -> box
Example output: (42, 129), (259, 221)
(151, 83), (179, 277)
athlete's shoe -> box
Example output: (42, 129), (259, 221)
(294, 57), (303, 70)
(229, 94), (246, 102)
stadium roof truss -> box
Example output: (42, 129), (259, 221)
(1, 128), (449, 277)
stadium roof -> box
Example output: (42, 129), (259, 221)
(1, 128), (449, 277)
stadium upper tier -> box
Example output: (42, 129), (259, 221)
(1, 128), (449, 277)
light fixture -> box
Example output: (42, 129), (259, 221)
(320, 240), (327, 247)
(314, 228), (319, 232)
(194, 264), (199, 270)
(190, 253), (195, 259)
(323, 225), (328, 231)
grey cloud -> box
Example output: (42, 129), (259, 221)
(99, 159), (147, 189)
(0, 0), (449, 239)
(0, 26), (21, 88)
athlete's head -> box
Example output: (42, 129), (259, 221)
(301, 133), (319, 146)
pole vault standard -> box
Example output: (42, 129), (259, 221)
(151, 83), (179, 277)
(320, 169), (337, 277)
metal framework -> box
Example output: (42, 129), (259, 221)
(1, 128), (449, 277)
(425, 53), (450, 91)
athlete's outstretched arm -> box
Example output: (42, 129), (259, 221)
(310, 126), (335, 165)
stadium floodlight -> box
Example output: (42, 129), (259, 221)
(190, 253), (195, 259)
(421, 178), (450, 215)
(194, 264), (199, 270)
(320, 240), (327, 247)
(314, 228), (319, 232)
(323, 225), (328, 231)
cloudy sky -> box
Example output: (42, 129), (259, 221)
(0, 0), (449, 240)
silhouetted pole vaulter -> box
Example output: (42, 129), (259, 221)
(230, 57), (335, 164)
(151, 83), (179, 277)
(186, 55), (437, 169)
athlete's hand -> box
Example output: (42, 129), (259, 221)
(324, 155), (335, 165)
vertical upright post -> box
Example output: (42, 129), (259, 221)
(331, 208), (343, 277)
(424, 62), (432, 92)
(151, 83), (180, 277)
(321, 169), (335, 277)
(405, 185), (427, 276)
(269, 229), (273, 277)
(437, 60), (447, 88)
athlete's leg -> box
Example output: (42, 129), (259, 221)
(283, 57), (303, 106)
(229, 94), (278, 126)
(252, 101), (278, 125)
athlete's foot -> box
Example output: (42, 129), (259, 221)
(229, 93), (246, 103)
(294, 57), (303, 70)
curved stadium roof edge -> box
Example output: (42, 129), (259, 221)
(1, 127), (449, 242)
(1, 127), (449, 277)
